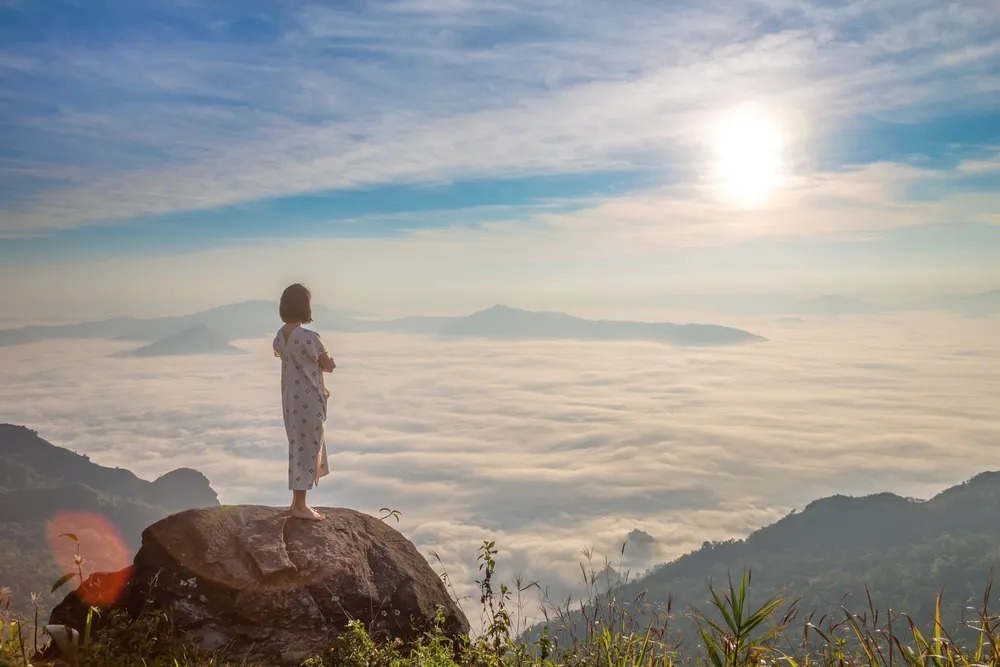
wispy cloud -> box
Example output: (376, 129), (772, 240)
(1, 153), (997, 322)
(0, 0), (996, 234)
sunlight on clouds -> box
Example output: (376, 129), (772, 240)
(0, 1), (996, 234)
(710, 102), (786, 207)
(3, 150), (998, 323)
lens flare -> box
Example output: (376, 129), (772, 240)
(45, 511), (132, 606)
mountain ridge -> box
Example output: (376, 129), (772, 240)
(116, 323), (245, 357)
(0, 302), (765, 349)
(1, 288), (995, 349)
(532, 471), (1000, 648)
(0, 424), (220, 617)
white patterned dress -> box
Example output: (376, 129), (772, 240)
(273, 326), (330, 491)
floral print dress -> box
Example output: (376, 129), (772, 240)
(273, 326), (330, 490)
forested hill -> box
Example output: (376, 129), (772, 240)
(539, 473), (1000, 647)
(0, 424), (219, 615)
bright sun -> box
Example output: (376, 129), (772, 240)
(711, 102), (785, 207)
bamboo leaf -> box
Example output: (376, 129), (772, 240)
(699, 626), (725, 667)
(843, 609), (877, 665)
(910, 621), (930, 655)
(708, 584), (738, 636)
(729, 574), (743, 630)
(691, 606), (728, 637)
(51, 572), (76, 594)
(931, 590), (945, 667)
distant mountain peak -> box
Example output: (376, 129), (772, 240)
(445, 305), (764, 346)
(150, 467), (219, 510)
(800, 491), (910, 514)
(963, 470), (1000, 487)
(0, 425), (219, 507)
(119, 324), (244, 357)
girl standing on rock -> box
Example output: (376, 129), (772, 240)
(273, 283), (336, 521)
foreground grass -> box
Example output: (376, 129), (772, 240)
(2, 543), (1000, 667)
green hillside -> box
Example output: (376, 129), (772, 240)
(0, 424), (219, 618)
(535, 473), (1000, 652)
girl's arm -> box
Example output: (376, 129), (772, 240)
(319, 352), (336, 373)
(312, 331), (335, 372)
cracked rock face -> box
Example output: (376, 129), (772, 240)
(51, 506), (470, 664)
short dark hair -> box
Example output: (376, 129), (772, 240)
(279, 283), (313, 323)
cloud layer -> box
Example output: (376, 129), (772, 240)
(2, 313), (998, 613)
(1, 0), (997, 234)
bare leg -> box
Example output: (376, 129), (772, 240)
(289, 489), (324, 521)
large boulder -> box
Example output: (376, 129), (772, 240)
(51, 506), (470, 664)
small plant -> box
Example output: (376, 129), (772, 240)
(0, 586), (33, 667)
(477, 540), (513, 662)
(379, 508), (403, 523)
(793, 582), (1000, 667)
(691, 569), (794, 667)
(50, 533), (85, 596)
(541, 542), (676, 666)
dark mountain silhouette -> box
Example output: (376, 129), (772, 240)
(533, 472), (1000, 648)
(0, 424), (219, 615)
(0, 424), (217, 511)
(439, 305), (765, 345)
(116, 324), (245, 357)
(0, 301), (764, 348)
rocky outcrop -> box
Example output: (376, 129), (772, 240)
(51, 506), (469, 665)
(148, 468), (219, 513)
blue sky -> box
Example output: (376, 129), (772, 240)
(0, 0), (998, 318)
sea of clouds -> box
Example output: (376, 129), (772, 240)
(1, 312), (998, 622)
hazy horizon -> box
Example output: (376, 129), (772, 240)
(0, 286), (998, 330)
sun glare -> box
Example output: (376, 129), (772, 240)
(711, 102), (785, 207)
(46, 511), (132, 606)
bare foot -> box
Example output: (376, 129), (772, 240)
(290, 505), (325, 521)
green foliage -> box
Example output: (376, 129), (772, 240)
(51, 533), (85, 597)
(0, 425), (219, 621)
(7, 466), (1000, 666)
(304, 609), (462, 667)
(51, 606), (222, 666)
(5, 554), (1000, 667)
(478, 540), (513, 662)
(538, 545), (677, 667)
(691, 571), (792, 666)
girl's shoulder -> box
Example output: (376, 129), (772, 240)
(278, 326), (319, 345)
(296, 327), (324, 343)
(274, 324), (313, 343)
(275, 325), (323, 346)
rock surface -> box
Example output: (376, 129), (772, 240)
(51, 505), (469, 664)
